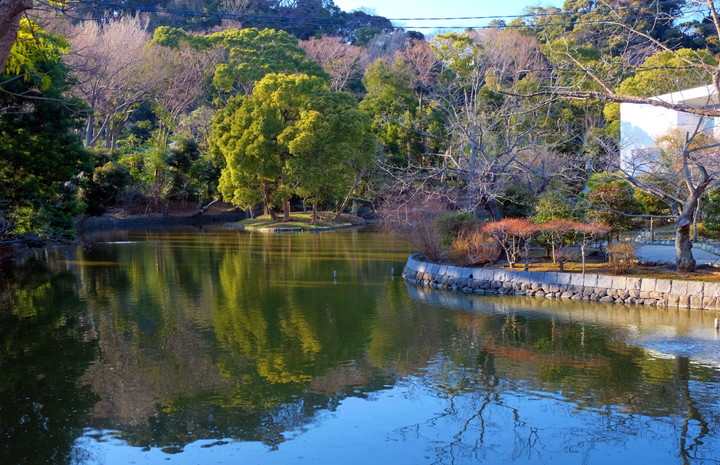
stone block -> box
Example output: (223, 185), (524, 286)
(640, 279), (657, 293)
(505, 269), (521, 281)
(535, 290), (546, 298)
(666, 294), (680, 306)
(570, 273), (585, 286)
(703, 282), (720, 298)
(679, 295), (691, 309)
(556, 273), (572, 285)
(596, 275), (614, 289)
(686, 281), (704, 296)
(460, 267), (474, 279)
(702, 296), (717, 310)
(625, 277), (642, 290)
(690, 296), (704, 309)
(438, 265), (448, 276)
(561, 291), (574, 299)
(478, 269), (496, 281)
(584, 274), (598, 288)
(655, 279), (672, 294)
(526, 271), (544, 284)
(545, 272), (558, 284)
(611, 276), (627, 291)
(599, 296), (614, 303)
(670, 281), (688, 295)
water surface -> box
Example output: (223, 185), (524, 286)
(1, 226), (719, 465)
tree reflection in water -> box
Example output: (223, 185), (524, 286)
(0, 256), (98, 465)
(1, 228), (719, 465)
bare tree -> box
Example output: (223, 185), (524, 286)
(617, 127), (720, 272)
(60, 15), (157, 148)
(145, 43), (220, 138)
(427, 30), (569, 220)
(299, 35), (366, 92)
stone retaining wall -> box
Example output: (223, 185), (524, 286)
(402, 255), (720, 311)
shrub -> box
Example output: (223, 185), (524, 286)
(446, 228), (501, 266)
(434, 211), (479, 246)
(606, 242), (636, 275)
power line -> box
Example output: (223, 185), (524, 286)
(44, 0), (691, 30)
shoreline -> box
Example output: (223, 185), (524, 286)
(403, 254), (720, 311)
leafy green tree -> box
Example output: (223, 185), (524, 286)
(702, 188), (720, 236)
(0, 20), (90, 239)
(533, 186), (583, 224)
(360, 58), (423, 165)
(79, 161), (131, 216)
(153, 27), (328, 100)
(584, 180), (643, 239)
(213, 73), (374, 222)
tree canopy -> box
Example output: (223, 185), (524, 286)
(213, 73), (374, 222)
(1, 19), (90, 238)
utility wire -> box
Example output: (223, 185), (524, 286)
(72, 0), (683, 22)
(37, 0), (695, 30)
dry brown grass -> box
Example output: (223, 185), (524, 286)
(525, 258), (720, 282)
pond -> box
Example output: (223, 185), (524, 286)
(1, 226), (719, 465)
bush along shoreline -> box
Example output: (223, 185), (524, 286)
(402, 255), (720, 311)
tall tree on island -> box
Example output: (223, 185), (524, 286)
(212, 73), (374, 223)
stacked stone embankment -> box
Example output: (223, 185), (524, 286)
(402, 255), (720, 311)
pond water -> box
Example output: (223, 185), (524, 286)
(1, 226), (719, 465)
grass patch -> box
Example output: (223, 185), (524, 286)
(237, 212), (365, 231)
(513, 259), (720, 282)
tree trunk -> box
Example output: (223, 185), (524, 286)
(0, 0), (32, 74)
(261, 182), (277, 221)
(484, 198), (502, 222)
(333, 172), (362, 222)
(312, 202), (318, 225)
(283, 199), (290, 222)
(675, 220), (696, 272)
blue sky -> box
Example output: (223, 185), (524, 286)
(333, 0), (565, 32)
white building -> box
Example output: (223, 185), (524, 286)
(620, 85), (720, 173)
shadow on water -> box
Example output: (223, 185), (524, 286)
(0, 256), (99, 465)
